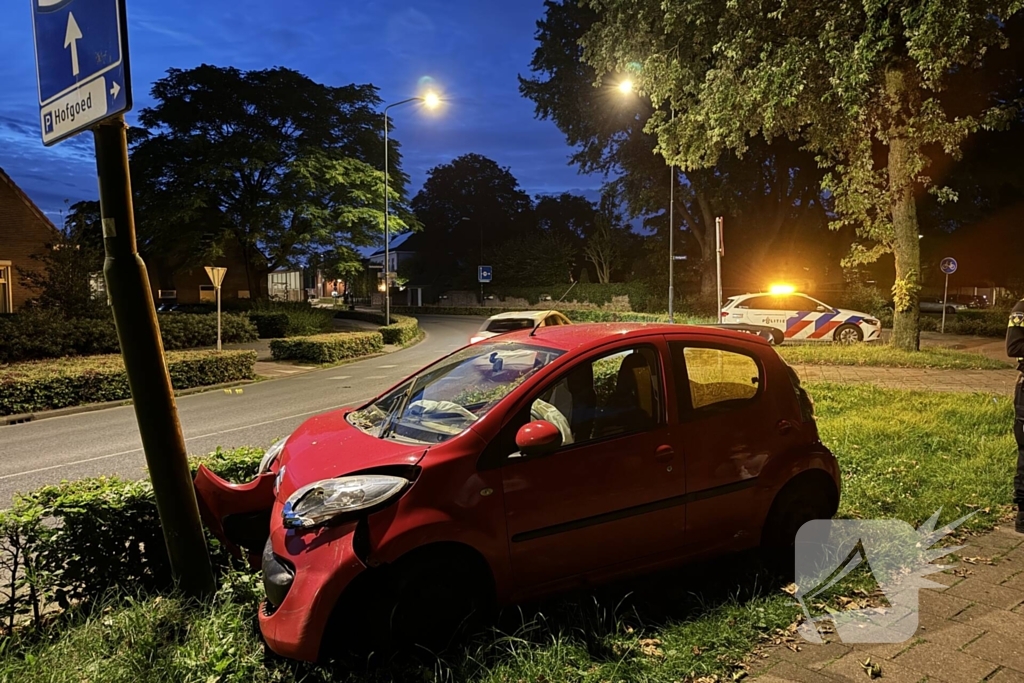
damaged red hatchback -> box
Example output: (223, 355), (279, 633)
(194, 323), (839, 661)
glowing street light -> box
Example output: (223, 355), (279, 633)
(381, 89), (444, 324)
(617, 79), (634, 94)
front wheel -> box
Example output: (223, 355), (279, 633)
(833, 324), (863, 344)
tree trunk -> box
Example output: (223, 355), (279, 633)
(886, 69), (922, 351)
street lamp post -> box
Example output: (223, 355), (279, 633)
(619, 80), (676, 322)
(382, 92), (440, 325)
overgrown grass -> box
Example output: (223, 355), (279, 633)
(0, 384), (1015, 682)
(779, 343), (1010, 370)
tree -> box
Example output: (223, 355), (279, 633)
(410, 154), (534, 288)
(130, 65), (414, 297)
(581, 0), (1023, 349)
(520, 0), (829, 299)
(17, 203), (105, 317)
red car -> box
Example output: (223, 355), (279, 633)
(194, 323), (840, 661)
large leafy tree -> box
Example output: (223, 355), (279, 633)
(520, 0), (829, 299)
(130, 65), (414, 297)
(534, 192), (636, 282)
(581, 0), (1023, 349)
(410, 154), (535, 288)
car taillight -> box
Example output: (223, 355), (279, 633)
(785, 364), (815, 423)
(721, 311), (729, 317)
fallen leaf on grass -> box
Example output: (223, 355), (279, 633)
(860, 657), (882, 679)
(639, 638), (664, 658)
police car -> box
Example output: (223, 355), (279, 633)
(721, 289), (881, 343)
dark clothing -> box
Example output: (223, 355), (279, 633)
(1007, 300), (1024, 506)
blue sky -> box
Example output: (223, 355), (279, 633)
(1, 0), (603, 223)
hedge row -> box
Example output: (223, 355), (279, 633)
(919, 309), (1009, 338)
(248, 301), (335, 338)
(0, 447), (264, 632)
(269, 331), (384, 364)
(0, 350), (257, 417)
(0, 310), (258, 363)
(390, 306), (712, 325)
(333, 311), (421, 345)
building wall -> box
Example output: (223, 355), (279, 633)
(0, 170), (59, 312)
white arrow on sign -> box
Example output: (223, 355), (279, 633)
(64, 12), (82, 76)
(110, 81), (120, 99)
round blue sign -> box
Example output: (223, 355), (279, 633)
(939, 257), (957, 275)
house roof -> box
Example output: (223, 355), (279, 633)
(0, 167), (59, 232)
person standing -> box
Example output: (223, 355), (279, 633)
(1007, 298), (1024, 533)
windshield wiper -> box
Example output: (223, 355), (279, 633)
(380, 380), (418, 439)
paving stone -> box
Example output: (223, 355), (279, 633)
(824, 650), (927, 683)
(758, 660), (842, 683)
(853, 639), (917, 660)
(945, 577), (1024, 610)
(989, 668), (1024, 683)
(961, 559), (1022, 586)
(776, 641), (851, 670)
(916, 620), (986, 649)
(971, 531), (1024, 551)
(918, 588), (974, 618)
(966, 631), (1024, 671)
(952, 602), (997, 624)
(894, 640), (998, 681)
(956, 606), (1024, 636)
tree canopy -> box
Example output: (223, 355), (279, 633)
(579, 0), (1023, 348)
(129, 65), (413, 296)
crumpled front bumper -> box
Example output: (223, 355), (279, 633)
(193, 465), (276, 567)
(258, 519), (366, 662)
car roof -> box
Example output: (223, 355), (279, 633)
(733, 291), (817, 299)
(486, 310), (557, 321)
(491, 322), (769, 353)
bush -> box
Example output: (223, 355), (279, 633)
(0, 310), (257, 363)
(334, 311), (421, 345)
(0, 447), (264, 631)
(946, 309), (1009, 337)
(390, 306), (713, 325)
(0, 350), (257, 416)
(248, 301), (334, 338)
(270, 331), (383, 364)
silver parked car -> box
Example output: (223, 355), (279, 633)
(919, 298), (967, 315)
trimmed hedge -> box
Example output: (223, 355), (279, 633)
(919, 309), (1008, 337)
(0, 310), (257, 363)
(0, 350), (257, 417)
(0, 447), (264, 632)
(334, 310), (421, 345)
(248, 301), (334, 338)
(390, 306), (713, 325)
(270, 331), (383, 364)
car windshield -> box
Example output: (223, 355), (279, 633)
(485, 318), (535, 333)
(347, 342), (564, 443)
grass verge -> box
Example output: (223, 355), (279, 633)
(0, 383), (1015, 682)
(779, 343), (1010, 370)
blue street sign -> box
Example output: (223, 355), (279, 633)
(31, 0), (131, 146)
(478, 265), (492, 283)
(939, 257), (958, 275)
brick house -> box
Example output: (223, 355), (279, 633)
(0, 167), (60, 313)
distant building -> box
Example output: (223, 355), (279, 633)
(0, 167), (60, 313)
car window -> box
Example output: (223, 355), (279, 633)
(486, 318), (534, 333)
(543, 315), (560, 326)
(528, 345), (662, 449)
(793, 295), (827, 311)
(737, 296), (770, 309)
(670, 343), (761, 415)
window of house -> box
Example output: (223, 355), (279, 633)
(672, 344), (761, 413)
(0, 262), (11, 314)
(529, 345), (662, 448)
(199, 285), (215, 303)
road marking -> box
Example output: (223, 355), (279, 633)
(365, 375), (387, 379)
(328, 376), (351, 380)
(378, 365), (397, 368)
(0, 398), (374, 482)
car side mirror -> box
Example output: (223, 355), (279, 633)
(815, 305), (828, 313)
(515, 420), (562, 458)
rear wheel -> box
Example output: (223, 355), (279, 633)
(833, 324), (863, 344)
(761, 476), (838, 576)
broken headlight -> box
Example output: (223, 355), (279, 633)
(281, 475), (408, 530)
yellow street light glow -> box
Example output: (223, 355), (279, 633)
(422, 91), (441, 109)
(617, 79), (634, 94)
(769, 284), (796, 295)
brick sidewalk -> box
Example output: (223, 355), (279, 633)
(791, 364), (1018, 394)
(752, 526), (1024, 682)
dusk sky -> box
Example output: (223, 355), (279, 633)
(1, 0), (603, 223)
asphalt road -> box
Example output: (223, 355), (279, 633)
(0, 315), (482, 506)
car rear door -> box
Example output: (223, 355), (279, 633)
(666, 337), (785, 555)
(498, 338), (686, 591)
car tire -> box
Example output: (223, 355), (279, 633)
(376, 551), (493, 655)
(833, 324), (863, 344)
(760, 474), (838, 576)
(945, 306), (956, 315)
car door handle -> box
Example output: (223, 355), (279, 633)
(654, 445), (675, 462)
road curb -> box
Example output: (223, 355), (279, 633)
(0, 379), (256, 427)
